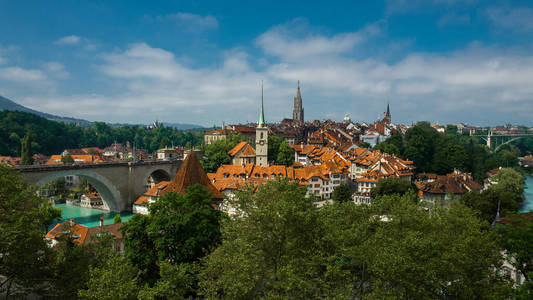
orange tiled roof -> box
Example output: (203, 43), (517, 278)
(46, 220), (89, 245)
(162, 153), (224, 200)
(228, 142), (256, 157)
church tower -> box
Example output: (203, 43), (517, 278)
(292, 81), (304, 123)
(256, 82), (268, 166)
(383, 102), (391, 124)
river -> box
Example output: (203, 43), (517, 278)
(519, 176), (533, 213)
(51, 203), (134, 228)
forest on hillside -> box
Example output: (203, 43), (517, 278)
(0, 111), (203, 156)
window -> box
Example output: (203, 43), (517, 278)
(260, 132), (263, 139)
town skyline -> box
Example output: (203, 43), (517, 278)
(1, 1), (533, 126)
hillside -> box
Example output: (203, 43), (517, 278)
(0, 95), (93, 126)
(0, 110), (203, 157)
(0, 95), (204, 130)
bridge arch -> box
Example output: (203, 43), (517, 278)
(37, 170), (123, 212)
(494, 137), (527, 152)
(145, 169), (172, 186)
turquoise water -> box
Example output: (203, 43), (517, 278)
(52, 203), (134, 228)
(519, 176), (533, 213)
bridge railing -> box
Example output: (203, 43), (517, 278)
(14, 159), (182, 172)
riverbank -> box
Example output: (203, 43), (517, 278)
(519, 176), (533, 213)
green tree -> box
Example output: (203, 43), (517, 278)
(160, 136), (168, 149)
(268, 135), (284, 162)
(41, 201), (62, 232)
(491, 168), (525, 203)
(0, 165), (56, 297)
(496, 215), (533, 287)
(20, 134), (34, 165)
(201, 179), (326, 298)
(202, 137), (238, 173)
(432, 141), (468, 174)
(113, 214), (122, 224)
(201, 180), (511, 298)
(497, 149), (519, 168)
(121, 214), (159, 285)
(52, 228), (118, 298)
(276, 140), (294, 166)
(355, 195), (510, 298)
(138, 262), (200, 300)
(374, 142), (400, 156)
(332, 183), (352, 203)
(370, 177), (416, 200)
(78, 255), (140, 300)
(61, 153), (75, 164)
(147, 184), (223, 264)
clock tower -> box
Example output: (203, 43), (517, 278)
(256, 82), (268, 166)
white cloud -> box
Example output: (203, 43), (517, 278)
(44, 62), (69, 78)
(0, 67), (46, 81)
(55, 35), (82, 45)
(4, 20), (533, 125)
(157, 12), (218, 32)
(256, 19), (383, 61)
(485, 6), (533, 32)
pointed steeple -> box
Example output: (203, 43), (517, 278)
(293, 80), (304, 123)
(258, 81), (266, 128)
(386, 102), (391, 118)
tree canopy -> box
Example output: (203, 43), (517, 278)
(374, 122), (521, 181)
(0, 111), (202, 157)
(200, 179), (511, 298)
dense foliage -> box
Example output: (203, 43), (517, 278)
(369, 176), (417, 200)
(120, 184), (223, 297)
(201, 134), (241, 173)
(0, 165), (60, 297)
(375, 122), (522, 181)
(201, 179), (512, 298)
(496, 214), (533, 296)
(0, 111), (202, 156)
(332, 183), (352, 202)
(462, 168), (525, 224)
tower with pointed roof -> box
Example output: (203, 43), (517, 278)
(256, 82), (268, 166)
(383, 102), (391, 124)
(292, 81), (304, 123)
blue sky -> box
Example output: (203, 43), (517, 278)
(1, 0), (532, 126)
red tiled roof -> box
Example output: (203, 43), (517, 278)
(162, 153), (224, 200)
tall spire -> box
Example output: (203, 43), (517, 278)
(258, 81), (265, 128)
(386, 102), (391, 118)
(293, 80), (304, 123)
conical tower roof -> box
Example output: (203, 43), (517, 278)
(258, 81), (266, 128)
(164, 152), (224, 200)
(295, 80), (302, 100)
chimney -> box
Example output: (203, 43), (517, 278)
(99, 217), (104, 229)
(70, 218), (74, 226)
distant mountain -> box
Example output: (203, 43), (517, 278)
(0, 95), (205, 130)
(162, 122), (204, 131)
(0, 95), (92, 126)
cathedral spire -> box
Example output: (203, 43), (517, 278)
(258, 81), (265, 128)
(293, 80), (304, 123)
(386, 102), (391, 118)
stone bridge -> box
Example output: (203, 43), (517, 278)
(16, 160), (182, 212)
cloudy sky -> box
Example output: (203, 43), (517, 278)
(0, 0), (532, 126)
